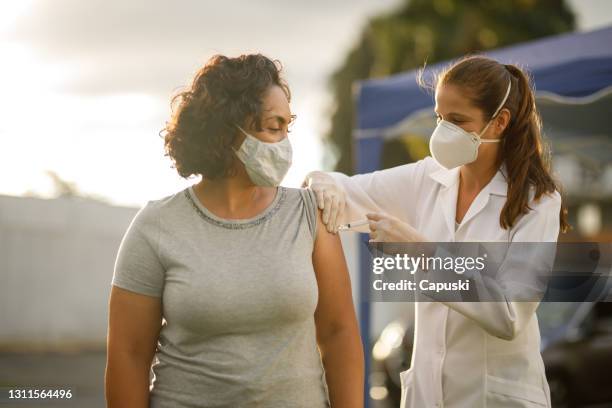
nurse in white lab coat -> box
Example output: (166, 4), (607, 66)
(304, 56), (570, 408)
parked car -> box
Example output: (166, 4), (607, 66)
(539, 301), (612, 407)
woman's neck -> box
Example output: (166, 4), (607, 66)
(194, 175), (275, 217)
(460, 160), (499, 193)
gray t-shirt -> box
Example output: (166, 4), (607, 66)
(111, 185), (330, 408)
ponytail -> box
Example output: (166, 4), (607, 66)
(501, 64), (570, 233)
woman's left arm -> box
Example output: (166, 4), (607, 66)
(313, 208), (365, 408)
(440, 191), (562, 340)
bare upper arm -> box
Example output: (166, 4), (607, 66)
(312, 208), (358, 340)
(107, 285), (163, 361)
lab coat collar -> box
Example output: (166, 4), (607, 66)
(429, 165), (460, 188)
(489, 164), (509, 197)
(429, 163), (508, 197)
(429, 162), (508, 237)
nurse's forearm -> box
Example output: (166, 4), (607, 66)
(421, 273), (535, 340)
(318, 327), (365, 408)
(326, 171), (382, 226)
(439, 300), (538, 341)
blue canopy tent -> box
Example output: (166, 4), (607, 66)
(355, 25), (612, 173)
(353, 26), (612, 404)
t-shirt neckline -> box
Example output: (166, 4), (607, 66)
(185, 185), (286, 229)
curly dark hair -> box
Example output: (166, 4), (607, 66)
(162, 54), (291, 179)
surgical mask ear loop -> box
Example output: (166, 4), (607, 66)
(233, 124), (252, 153)
(235, 124), (249, 140)
(478, 79), (512, 143)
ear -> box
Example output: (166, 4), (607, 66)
(495, 108), (511, 135)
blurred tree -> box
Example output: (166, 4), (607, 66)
(327, 0), (575, 174)
(22, 170), (111, 203)
(45, 170), (80, 197)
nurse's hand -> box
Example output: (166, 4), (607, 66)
(302, 171), (346, 233)
(366, 212), (427, 242)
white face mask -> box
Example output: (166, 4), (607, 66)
(233, 125), (292, 187)
(429, 80), (511, 170)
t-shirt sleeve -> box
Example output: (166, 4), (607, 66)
(111, 201), (165, 297)
(299, 187), (319, 244)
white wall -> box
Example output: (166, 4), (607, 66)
(0, 194), (137, 351)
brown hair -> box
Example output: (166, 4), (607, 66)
(423, 55), (569, 233)
(162, 54), (290, 179)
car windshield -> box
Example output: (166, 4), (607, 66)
(536, 302), (582, 335)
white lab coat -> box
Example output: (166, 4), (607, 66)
(328, 156), (561, 408)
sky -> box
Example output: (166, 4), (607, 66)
(0, 0), (611, 207)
